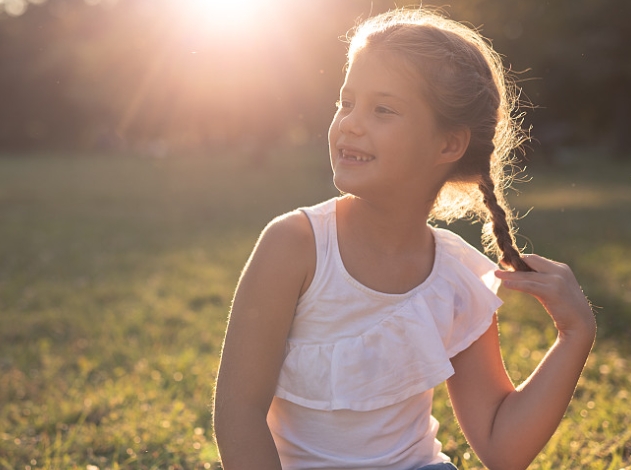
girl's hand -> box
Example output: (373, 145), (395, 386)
(494, 255), (596, 341)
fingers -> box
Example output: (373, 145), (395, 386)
(496, 255), (571, 282)
(494, 273), (551, 297)
(521, 254), (570, 272)
(493, 253), (596, 337)
(494, 254), (582, 301)
(499, 253), (567, 274)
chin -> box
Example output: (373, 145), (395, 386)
(332, 174), (372, 199)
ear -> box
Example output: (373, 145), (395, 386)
(436, 126), (471, 165)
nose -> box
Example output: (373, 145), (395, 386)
(338, 109), (364, 136)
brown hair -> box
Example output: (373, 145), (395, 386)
(347, 8), (532, 271)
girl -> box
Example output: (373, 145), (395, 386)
(213, 8), (596, 470)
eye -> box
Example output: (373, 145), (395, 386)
(375, 105), (396, 115)
(336, 99), (353, 110)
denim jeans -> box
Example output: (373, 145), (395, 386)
(416, 463), (458, 470)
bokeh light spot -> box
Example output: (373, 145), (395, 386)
(4, 0), (28, 17)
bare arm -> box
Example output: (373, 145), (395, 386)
(213, 211), (316, 470)
(447, 255), (596, 470)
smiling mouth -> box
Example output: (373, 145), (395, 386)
(340, 149), (375, 162)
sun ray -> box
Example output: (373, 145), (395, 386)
(180, 0), (270, 36)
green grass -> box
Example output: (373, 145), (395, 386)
(0, 149), (629, 469)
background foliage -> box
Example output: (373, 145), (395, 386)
(1, 0), (630, 158)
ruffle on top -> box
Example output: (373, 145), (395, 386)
(274, 198), (503, 412)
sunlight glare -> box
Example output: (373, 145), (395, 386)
(182, 0), (269, 35)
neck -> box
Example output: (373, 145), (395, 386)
(338, 194), (434, 256)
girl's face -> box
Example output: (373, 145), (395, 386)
(328, 51), (453, 203)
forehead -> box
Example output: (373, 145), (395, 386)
(342, 50), (422, 97)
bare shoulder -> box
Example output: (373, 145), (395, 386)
(247, 209), (316, 297)
(261, 209), (314, 249)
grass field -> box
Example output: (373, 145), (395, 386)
(0, 148), (629, 469)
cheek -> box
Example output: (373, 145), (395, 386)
(328, 119), (338, 164)
(328, 117), (342, 160)
(328, 114), (340, 142)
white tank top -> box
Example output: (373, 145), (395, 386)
(267, 198), (502, 470)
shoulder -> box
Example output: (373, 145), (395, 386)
(433, 227), (478, 254)
(259, 209), (314, 254)
(434, 227), (497, 268)
(252, 209), (316, 296)
(257, 197), (337, 259)
(432, 227), (501, 295)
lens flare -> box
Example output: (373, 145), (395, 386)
(181, 0), (268, 35)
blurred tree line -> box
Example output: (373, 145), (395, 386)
(0, 0), (629, 159)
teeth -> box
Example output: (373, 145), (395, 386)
(342, 150), (372, 162)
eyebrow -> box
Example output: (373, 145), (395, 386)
(340, 88), (406, 102)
